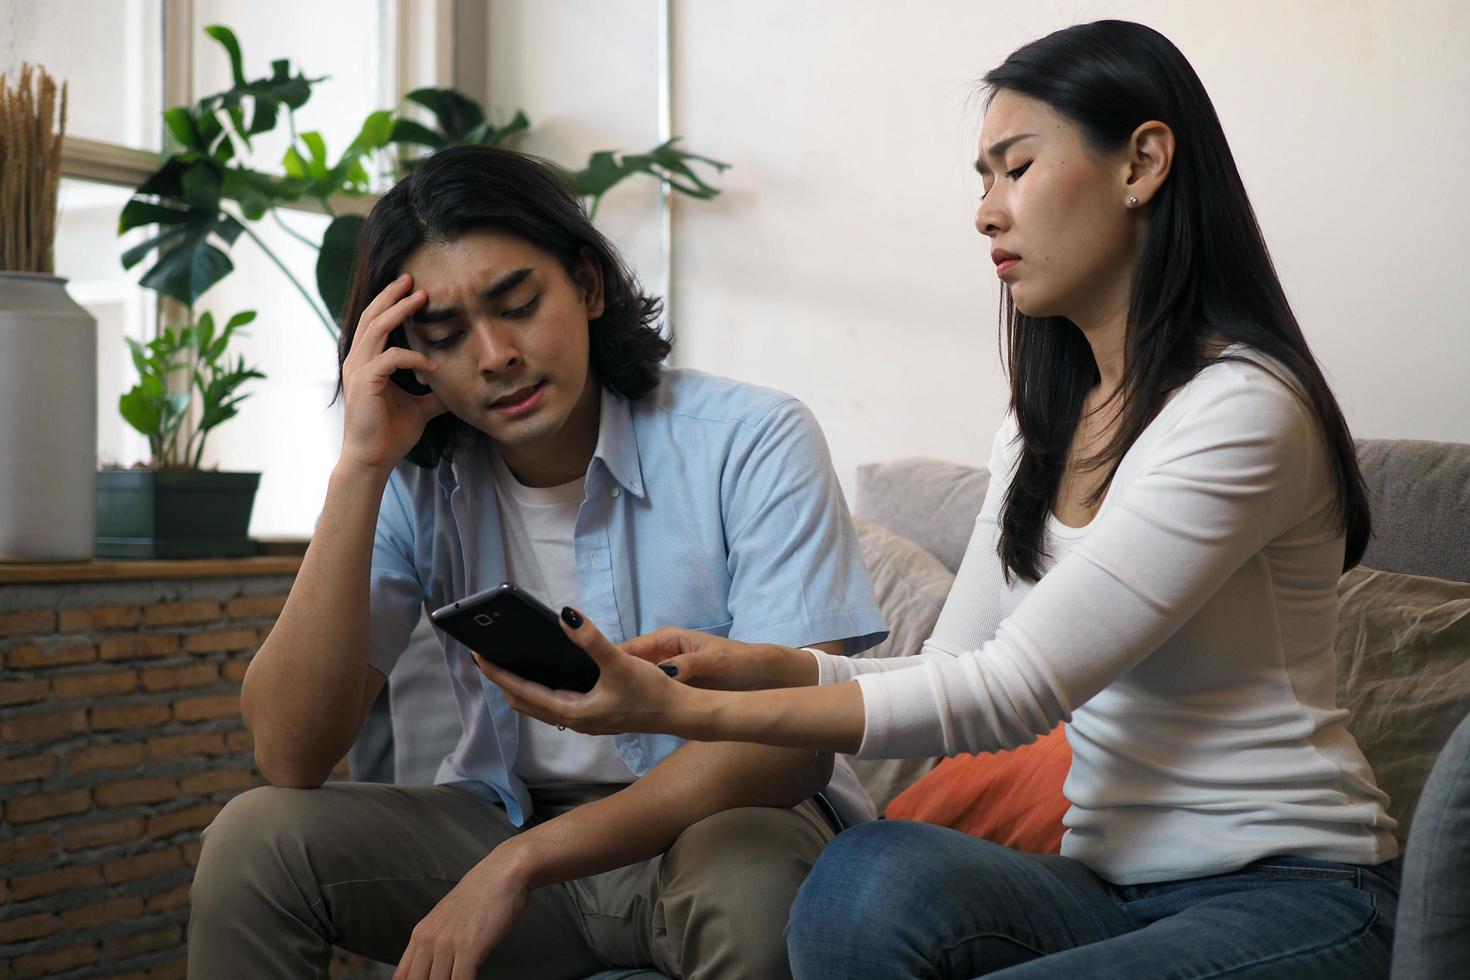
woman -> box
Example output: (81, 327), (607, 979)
(479, 20), (1399, 978)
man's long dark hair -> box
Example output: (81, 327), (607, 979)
(337, 145), (670, 468)
(985, 20), (1370, 582)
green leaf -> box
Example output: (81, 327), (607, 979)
(248, 97), (279, 136)
(282, 146), (309, 180)
(405, 87), (485, 140)
(481, 110), (530, 146)
(124, 337), (153, 379)
(196, 109), (225, 154)
(316, 215), (365, 323)
(210, 309), (256, 361)
(225, 310), (257, 331)
(388, 118), (443, 148)
(119, 389), (161, 438)
(120, 226), (190, 270)
(118, 199), (191, 233)
(204, 25), (246, 86)
(180, 160), (223, 211)
(348, 110), (395, 154)
(301, 131), (328, 179)
(195, 312), (216, 356)
(138, 238), (234, 306)
(220, 169), (278, 221)
(568, 138), (730, 205)
(227, 105), (251, 151)
(135, 158), (189, 198)
(163, 107), (202, 151)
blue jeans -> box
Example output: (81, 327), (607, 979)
(786, 821), (1397, 979)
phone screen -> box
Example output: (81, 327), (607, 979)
(430, 583), (600, 693)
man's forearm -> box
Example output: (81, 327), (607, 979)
(498, 741), (834, 891)
(241, 460), (392, 786)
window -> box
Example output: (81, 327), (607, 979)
(10, 0), (406, 538)
(53, 179), (157, 469)
(1, 0), (165, 151)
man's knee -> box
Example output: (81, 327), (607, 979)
(192, 785), (332, 913)
(656, 804), (834, 979)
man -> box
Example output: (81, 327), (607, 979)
(188, 145), (886, 980)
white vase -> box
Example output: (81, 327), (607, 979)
(0, 272), (98, 561)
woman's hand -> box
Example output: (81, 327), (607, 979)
(476, 610), (869, 753)
(339, 273), (447, 474)
(622, 628), (820, 690)
(472, 609), (696, 737)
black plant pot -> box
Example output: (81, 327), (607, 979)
(96, 469), (260, 559)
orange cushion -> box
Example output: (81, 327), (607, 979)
(883, 725), (1072, 853)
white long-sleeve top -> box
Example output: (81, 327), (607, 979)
(815, 350), (1398, 883)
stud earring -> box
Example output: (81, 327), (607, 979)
(1127, 195), (1140, 208)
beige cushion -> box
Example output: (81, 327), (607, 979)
(842, 516), (956, 809)
(1336, 566), (1470, 844)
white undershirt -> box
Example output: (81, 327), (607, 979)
(491, 453), (633, 788)
(812, 350), (1397, 884)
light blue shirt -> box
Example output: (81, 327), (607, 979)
(368, 369), (888, 825)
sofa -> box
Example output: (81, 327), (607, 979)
(368, 438), (1470, 978)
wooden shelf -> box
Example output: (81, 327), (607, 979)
(0, 555), (304, 584)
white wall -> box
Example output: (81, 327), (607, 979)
(484, 0), (665, 289)
(486, 0), (1470, 496)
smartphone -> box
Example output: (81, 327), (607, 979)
(387, 325), (433, 395)
(430, 583), (600, 693)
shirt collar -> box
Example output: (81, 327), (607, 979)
(436, 384), (646, 499)
(592, 385), (646, 498)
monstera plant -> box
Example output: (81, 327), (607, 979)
(118, 25), (730, 340)
(103, 25), (727, 558)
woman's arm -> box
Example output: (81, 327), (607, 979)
(476, 614), (870, 753)
(488, 367), (1327, 762)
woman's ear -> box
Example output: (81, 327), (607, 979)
(1124, 120), (1175, 206)
(577, 248), (606, 320)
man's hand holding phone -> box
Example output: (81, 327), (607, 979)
(339, 273), (446, 475)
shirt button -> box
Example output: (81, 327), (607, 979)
(610, 487), (620, 498)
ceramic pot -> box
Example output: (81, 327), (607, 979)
(0, 272), (97, 561)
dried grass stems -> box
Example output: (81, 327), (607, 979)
(1, 64), (69, 273)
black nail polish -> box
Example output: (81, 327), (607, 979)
(659, 663), (679, 678)
(561, 607), (583, 628)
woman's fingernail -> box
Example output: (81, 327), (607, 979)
(659, 663), (679, 678)
(397, 273), (409, 284)
(561, 607), (583, 628)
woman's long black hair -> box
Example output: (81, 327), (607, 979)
(985, 20), (1370, 581)
(337, 145), (670, 468)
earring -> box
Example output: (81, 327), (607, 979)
(1126, 195), (1140, 208)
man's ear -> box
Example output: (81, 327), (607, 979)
(577, 247), (606, 320)
(1123, 120), (1175, 206)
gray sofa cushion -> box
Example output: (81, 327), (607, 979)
(1356, 439), (1470, 584)
(856, 441), (1470, 584)
(1335, 566), (1470, 843)
(855, 458), (989, 575)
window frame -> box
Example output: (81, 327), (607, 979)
(57, 0), (449, 209)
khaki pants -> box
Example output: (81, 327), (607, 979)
(187, 782), (835, 979)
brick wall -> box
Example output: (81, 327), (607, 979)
(0, 571), (338, 979)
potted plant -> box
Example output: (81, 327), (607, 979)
(96, 310), (264, 557)
(101, 27), (729, 557)
(0, 64), (97, 562)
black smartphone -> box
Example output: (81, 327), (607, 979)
(387, 325), (433, 395)
(430, 583), (600, 693)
